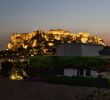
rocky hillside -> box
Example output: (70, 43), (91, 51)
(7, 29), (105, 55)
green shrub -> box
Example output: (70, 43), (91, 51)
(30, 56), (106, 70)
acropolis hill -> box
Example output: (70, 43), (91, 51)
(7, 29), (105, 55)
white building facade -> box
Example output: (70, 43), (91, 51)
(56, 43), (104, 56)
(64, 68), (98, 78)
(63, 68), (110, 79)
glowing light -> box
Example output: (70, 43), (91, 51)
(10, 74), (23, 80)
(31, 54), (34, 56)
(10, 71), (23, 80)
(23, 45), (28, 49)
(48, 43), (54, 46)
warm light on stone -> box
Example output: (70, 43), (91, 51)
(7, 29), (105, 52)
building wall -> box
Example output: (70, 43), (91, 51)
(56, 43), (82, 56)
(90, 70), (99, 78)
(99, 72), (110, 79)
(56, 43), (103, 56)
(81, 44), (103, 56)
(64, 68), (77, 77)
(64, 68), (99, 78)
(63, 68), (110, 79)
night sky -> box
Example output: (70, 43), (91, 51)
(0, 0), (110, 49)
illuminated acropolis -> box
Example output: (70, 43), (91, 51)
(8, 29), (105, 48)
(7, 29), (105, 56)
